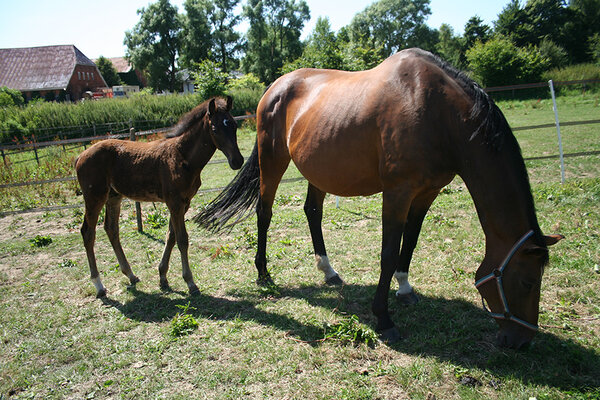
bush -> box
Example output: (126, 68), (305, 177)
(192, 60), (228, 100)
(226, 73), (265, 115)
(0, 87), (24, 107)
(466, 36), (549, 87)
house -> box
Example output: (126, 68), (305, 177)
(0, 45), (107, 101)
(99, 57), (147, 88)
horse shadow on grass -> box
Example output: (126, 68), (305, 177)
(104, 281), (599, 392)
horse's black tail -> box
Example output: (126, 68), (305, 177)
(193, 141), (260, 232)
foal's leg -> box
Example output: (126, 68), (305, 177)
(395, 190), (439, 305)
(157, 219), (177, 290)
(168, 202), (199, 294)
(372, 189), (411, 343)
(304, 183), (343, 285)
(104, 192), (140, 287)
(81, 197), (107, 298)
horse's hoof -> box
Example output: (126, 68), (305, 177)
(96, 289), (107, 299)
(396, 290), (419, 305)
(256, 275), (274, 286)
(326, 274), (344, 286)
(378, 326), (402, 344)
(189, 285), (200, 296)
(160, 282), (172, 292)
(130, 276), (140, 285)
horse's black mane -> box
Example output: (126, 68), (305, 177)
(419, 51), (511, 152)
(417, 50), (548, 254)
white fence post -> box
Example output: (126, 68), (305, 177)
(548, 80), (566, 184)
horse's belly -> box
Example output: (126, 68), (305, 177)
(291, 146), (383, 197)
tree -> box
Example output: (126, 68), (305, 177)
(242, 0), (310, 83)
(180, 0), (212, 69)
(95, 56), (122, 87)
(347, 0), (431, 57)
(281, 16), (343, 73)
(435, 23), (464, 68)
(463, 16), (491, 50)
(192, 59), (228, 99)
(466, 35), (549, 87)
(124, 0), (182, 92)
(0, 86), (24, 107)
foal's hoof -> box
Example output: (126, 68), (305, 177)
(96, 289), (107, 299)
(378, 326), (402, 344)
(130, 276), (141, 285)
(160, 282), (172, 292)
(189, 285), (200, 296)
(396, 289), (419, 305)
(325, 274), (344, 286)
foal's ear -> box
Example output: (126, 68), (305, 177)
(226, 96), (233, 111)
(544, 234), (565, 247)
(208, 98), (217, 117)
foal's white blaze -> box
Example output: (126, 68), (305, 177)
(91, 276), (105, 293)
(394, 271), (413, 296)
(315, 255), (338, 280)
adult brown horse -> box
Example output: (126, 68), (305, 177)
(196, 49), (563, 349)
(76, 96), (243, 298)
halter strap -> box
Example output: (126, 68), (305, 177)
(475, 230), (538, 332)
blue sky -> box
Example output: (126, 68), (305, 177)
(0, 0), (508, 59)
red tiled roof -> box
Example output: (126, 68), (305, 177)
(0, 45), (96, 91)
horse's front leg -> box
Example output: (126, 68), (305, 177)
(157, 220), (177, 291)
(395, 190), (439, 305)
(304, 183), (343, 285)
(169, 203), (199, 295)
(372, 189), (411, 343)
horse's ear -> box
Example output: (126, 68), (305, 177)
(544, 234), (564, 247)
(208, 98), (217, 117)
(226, 96), (233, 111)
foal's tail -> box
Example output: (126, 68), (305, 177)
(193, 141), (260, 232)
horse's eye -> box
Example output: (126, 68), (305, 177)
(520, 280), (534, 291)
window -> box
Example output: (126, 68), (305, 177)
(77, 71), (81, 80)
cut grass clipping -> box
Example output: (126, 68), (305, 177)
(169, 302), (199, 338)
(324, 314), (379, 346)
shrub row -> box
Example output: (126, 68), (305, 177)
(0, 87), (262, 144)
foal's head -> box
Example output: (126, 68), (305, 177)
(207, 96), (244, 170)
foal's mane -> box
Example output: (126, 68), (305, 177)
(167, 99), (211, 139)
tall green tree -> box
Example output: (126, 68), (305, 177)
(180, 0), (212, 69)
(281, 16), (343, 73)
(463, 16), (491, 49)
(242, 0), (310, 83)
(347, 0), (431, 57)
(436, 23), (464, 68)
(124, 0), (182, 92)
(95, 56), (122, 87)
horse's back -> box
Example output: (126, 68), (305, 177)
(257, 49), (462, 196)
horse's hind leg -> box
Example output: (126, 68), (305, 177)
(395, 190), (439, 305)
(104, 191), (139, 287)
(304, 183), (343, 285)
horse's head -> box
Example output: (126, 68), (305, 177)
(475, 232), (563, 349)
(208, 96), (244, 170)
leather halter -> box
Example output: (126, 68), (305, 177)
(475, 230), (538, 332)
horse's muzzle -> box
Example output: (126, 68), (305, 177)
(496, 325), (536, 349)
(228, 153), (244, 170)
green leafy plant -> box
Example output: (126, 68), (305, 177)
(323, 314), (378, 346)
(146, 210), (168, 229)
(169, 302), (199, 338)
(29, 235), (52, 248)
(58, 259), (77, 268)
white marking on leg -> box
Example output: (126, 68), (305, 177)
(315, 255), (338, 280)
(91, 276), (105, 293)
(394, 271), (413, 296)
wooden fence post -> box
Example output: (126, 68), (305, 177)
(130, 127), (144, 233)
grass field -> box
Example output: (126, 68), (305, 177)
(0, 93), (599, 399)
